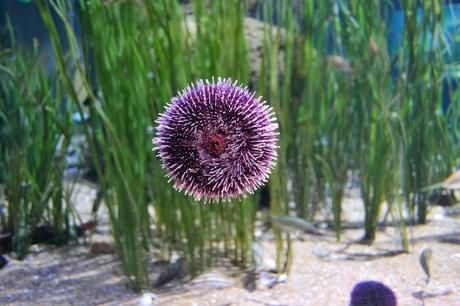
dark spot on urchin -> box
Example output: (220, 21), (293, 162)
(153, 78), (278, 202)
(350, 281), (397, 306)
(205, 133), (226, 156)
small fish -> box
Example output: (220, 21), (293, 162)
(270, 215), (322, 235)
(419, 247), (432, 284)
(188, 271), (236, 289)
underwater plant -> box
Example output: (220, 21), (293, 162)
(350, 280), (397, 306)
(154, 78), (278, 202)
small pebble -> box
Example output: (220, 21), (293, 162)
(138, 292), (157, 306)
(259, 271), (278, 289)
(277, 274), (288, 283)
(32, 275), (40, 286)
(262, 258), (277, 272)
(312, 248), (330, 258)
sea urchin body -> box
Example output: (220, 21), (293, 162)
(350, 281), (397, 306)
(153, 78), (278, 202)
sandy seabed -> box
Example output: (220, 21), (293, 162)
(1, 182), (459, 306)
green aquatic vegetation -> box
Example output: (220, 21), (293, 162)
(336, 1), (399, 243)
(36, 0), (267, 290)
(21, 0), (460, 289)
(397, 0), (454, 224)
(0, 44), (75, 258)
(256, 0), (295, 273)
(270, 214), (322, 235)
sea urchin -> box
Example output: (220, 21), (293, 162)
(350, 280), (397, 306)
(153, 78), (278, 202)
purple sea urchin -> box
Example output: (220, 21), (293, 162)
(350, 281), (397, 306)
(153, 78), (278, 202)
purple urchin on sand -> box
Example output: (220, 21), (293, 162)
(350, 280), (397, 306)
(153, 78), (278, 202)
